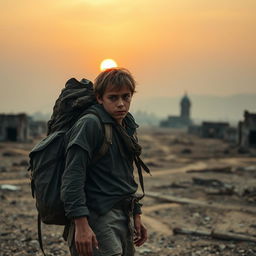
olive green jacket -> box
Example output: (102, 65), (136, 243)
(61, 104), (142, 218)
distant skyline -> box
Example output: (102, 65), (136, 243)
(1, 0), (256, 114)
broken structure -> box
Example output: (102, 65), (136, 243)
(0, 114), (29, 142)
(0, 114), (48, 142)
(238, 111), (256, 148)
(201, 122), (230, 139)
(160, 93), (192, 128)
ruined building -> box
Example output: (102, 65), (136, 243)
(238, 111), (256, 148)
(201, 122), (230, 139)
(160, 93), (192, 128)
(0, 114), (29, 142)
(29, 118), (47, 138)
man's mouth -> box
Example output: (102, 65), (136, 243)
(116, 111), (126, 115)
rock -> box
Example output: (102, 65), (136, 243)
(192, 212), (200, 218)
(0, 166), (7, 172)
(10, 200), (17, 205)
(29, 240), (39, 248)
(138, 248), (152, 254)
(218, 244), (226, 251)
(204, 216), (211, 222)
(2, 151), (21, 157)
(12, 160), (29, 167)
(20, 160), (29, 166)
(181, 148), (192, 154)
(0, 194), (7, 200)
(191, 251), (201, 256)
(0, 185), (21, 191)
(244, 166), (256, 171)
(227, 244), (235, 249)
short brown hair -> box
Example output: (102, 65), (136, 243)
(94, 68), (136, 98)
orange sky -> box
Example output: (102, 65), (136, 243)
(0, 0), (256, 113)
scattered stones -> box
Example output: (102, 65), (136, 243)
(1, 130), (256, 256)
(204, 216), (211, 222)
(192, 177), (224, 187)
(226, 243), (236, 249)
(12, 160), (29, 167)
(181, 148), (192, 154)
(192, 212), (200, 218)
(2, 151), (21, 157)
(29, 240), (39, 248)
(0, 166), (7, 172)
(137, 247), (152, 254)
(218, 244), (226, 251)
(0, 184), (21, 191)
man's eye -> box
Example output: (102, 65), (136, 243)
(123, 94), (131, 101)
(109, 95), (118, 101)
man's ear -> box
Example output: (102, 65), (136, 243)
(96, 94), (103, 104)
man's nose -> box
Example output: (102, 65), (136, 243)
(117, 97), (124, 107)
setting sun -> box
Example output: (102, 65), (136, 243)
(100, 59), (118, 71)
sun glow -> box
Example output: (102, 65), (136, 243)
(100, 59), (118, 71)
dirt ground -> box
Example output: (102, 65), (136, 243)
(1, 127), (256, 256)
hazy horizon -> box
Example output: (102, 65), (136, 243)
(3, 93), (254, 127)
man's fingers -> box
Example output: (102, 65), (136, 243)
(135, 224), (141, 238)
(81, 242), (88, 256)
(76, 239), (95, 256)
(76, 241), (87, 256)
(92, 235), (99, 250)
(85, 241), (93, 256)
(75, 242), (81, 255)
(134, 224), (147, 247)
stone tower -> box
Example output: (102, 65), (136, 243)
(180, 93), (191, 120)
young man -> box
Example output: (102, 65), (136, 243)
(61, 68), (147, 256)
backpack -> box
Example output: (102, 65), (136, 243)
(29, 115), (112, 223)
(28, 113), (112, 255)
(28, 78), (113, 255)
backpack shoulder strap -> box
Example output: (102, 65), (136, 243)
(92, 123), (112, 164)
(38, 214), (46, 256)
(81, 111), (112, 163)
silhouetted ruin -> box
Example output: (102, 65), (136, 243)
(0, 114), (47, 142)
(201, 122), (229, 139)
(238, 111), (256, 148)
(160, 93), (192, 128)
(0, 114), (29, 142)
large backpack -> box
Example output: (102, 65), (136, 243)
(28, 115), (112, 224)
(28, 113), (112, 255)
(28, 78), (113, 255)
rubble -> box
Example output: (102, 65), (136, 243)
(1, 129), (256, 255)
(0, 184), (21, 191)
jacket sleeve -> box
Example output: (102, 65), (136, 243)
(61, 145), (90, 218)
(61, 117), (102, 219)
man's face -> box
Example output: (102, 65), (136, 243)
(96, 85), (132, 125)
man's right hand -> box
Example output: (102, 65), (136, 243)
(74, 217), (99, 256)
